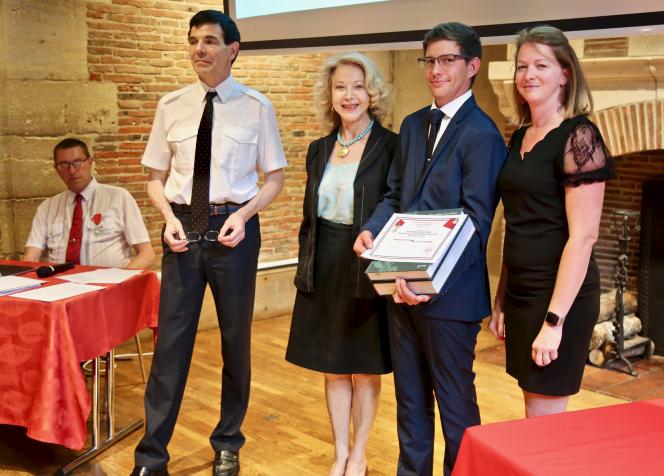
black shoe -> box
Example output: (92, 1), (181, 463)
(213, 450), (239, 476)
(129, 466), (168, 476)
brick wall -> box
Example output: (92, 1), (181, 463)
(85, 1), (326, 263)
(595, 150), (664, 292)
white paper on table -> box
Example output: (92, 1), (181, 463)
(58, 268), (143, 284)
(0, 276), (45, 296)
(10, 282), (104, 302)
(361, 212), (468, 263)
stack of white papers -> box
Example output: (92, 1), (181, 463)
(59, 268), (143, 284)
(0, 276), (45, 296)
(10, 282), (104, 302)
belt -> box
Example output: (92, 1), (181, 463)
(171, 202), (246, 216)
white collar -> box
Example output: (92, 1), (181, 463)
(67, 177), (98, 203)
(197, 75), (238, 104)
(430, 90), (473, 119)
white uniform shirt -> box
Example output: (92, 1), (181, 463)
(25, 178), (151, 267)
(141, 76), (287, 204)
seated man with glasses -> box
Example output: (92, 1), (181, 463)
(23, 137), (155, 269)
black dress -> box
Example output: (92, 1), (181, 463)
(498, 115), (614, 396)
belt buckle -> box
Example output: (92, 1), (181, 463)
(209, 203), (229, 216)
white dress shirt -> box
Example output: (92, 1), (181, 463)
(25, 178), (150, 267)
(430, 89), (473, 150)
(141, 76), (287, 205)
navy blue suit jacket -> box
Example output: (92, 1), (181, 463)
(363, 95), (507, 321)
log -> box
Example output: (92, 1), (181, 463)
(588, 314), (641, 351)
(589, 348), (607, 367)
(589, 336), (654, 367)
(598, 290), (638, 323)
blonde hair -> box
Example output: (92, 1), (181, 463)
(314, 52), (390, 131)
(512, 25), (593, 125)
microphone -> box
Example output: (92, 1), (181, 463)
(36, 261), (76, 278)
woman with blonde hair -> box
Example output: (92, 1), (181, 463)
(286, 52), (397, 476)
(490, 26), (614, 417)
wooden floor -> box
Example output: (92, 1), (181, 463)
(0, 315), (625, 476)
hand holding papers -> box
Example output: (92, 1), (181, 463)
(363, 209), (475, 295)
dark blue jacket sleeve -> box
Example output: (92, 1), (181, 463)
(361, 122), (410, 236)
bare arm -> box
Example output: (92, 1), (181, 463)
(531, 181), (605, 366)
(489, 262), (508, 339)
(125, 242), (156, 269)
(146, 167), (188, 252)
(219, 168), (285, 248)
(22, 246), (44, 263)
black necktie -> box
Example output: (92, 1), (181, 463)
(426, 108), (445, 167)
(191, 90), (217, 234)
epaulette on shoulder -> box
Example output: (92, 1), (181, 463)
(242, 86), (272, 107)
(160, 83), (198, 105)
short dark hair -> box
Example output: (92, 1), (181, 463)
(423, 22), (482, 60)
(422, 22), (482, 86)
(53, 138), (91, 161)
(189, 10), (241, 45)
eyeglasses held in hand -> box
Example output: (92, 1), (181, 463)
(55, 158), (90, 171)
(417, 54), (470, 70)
(185, 230), (221, 243)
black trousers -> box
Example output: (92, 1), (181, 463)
(135, 211), (260, 470)
(387, 302), (481, 476)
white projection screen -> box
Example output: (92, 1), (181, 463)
(222, 0), (664, 54)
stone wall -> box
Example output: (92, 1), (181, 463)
(1, 0), (118, 260)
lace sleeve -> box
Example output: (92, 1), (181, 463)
(562, 120), (614, 187)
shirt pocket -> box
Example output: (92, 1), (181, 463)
(46, 223), (65, 251)
(86, 211), (123, 242)
(167, 125), (198, 172)
(218, 126), (258, 178)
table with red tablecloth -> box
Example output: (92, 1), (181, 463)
(453, 399), (664, 476)
(0, 262), (159, 450)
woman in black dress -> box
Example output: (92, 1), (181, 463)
(489, 26), (613, 417)
(286, 52), (397, 476)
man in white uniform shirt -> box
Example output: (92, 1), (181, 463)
(23, 138), (154, 269)
(131, 10), (286, 476)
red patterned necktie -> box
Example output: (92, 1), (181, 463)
(191, 90), (217, 234)
(65, 194), (83, 264)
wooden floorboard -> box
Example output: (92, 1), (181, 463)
(0, 315), (625, 475)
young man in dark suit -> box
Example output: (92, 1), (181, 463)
(354, 22), (507, 476)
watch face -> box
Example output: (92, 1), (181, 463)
(546, 311), (561, 326)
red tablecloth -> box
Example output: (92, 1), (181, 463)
(453, 399), (664, 476)
(0, 262), (159, 450)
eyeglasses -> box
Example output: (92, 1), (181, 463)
(417, 54), (470, 70)
(55, 158), (90, 171)
(185, 230), (221, 243)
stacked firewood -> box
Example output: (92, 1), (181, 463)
(587, 290), (655, 367)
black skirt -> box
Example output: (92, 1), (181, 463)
(286, 218), (391, 374)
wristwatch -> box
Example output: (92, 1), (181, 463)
(545, 311), (565, 327)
